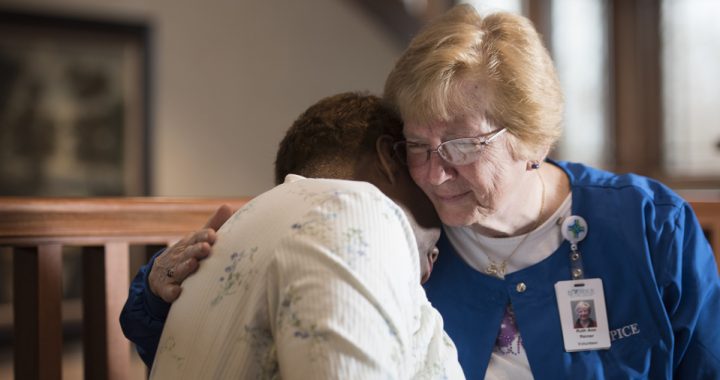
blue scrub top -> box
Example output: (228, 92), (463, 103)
(424, 160), (720, 379)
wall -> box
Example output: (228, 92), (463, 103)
(0, 0), (402, 196)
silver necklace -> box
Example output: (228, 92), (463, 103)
(484, 170), (546, 278)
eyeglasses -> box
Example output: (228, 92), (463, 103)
(393, 128), (507, 167)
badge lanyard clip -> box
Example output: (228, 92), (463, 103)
(556, 215), (612, 352)
(561, 216), (588, 280)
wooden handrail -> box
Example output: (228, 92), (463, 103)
(0, 197), (251, 245)
(691, 200), (720, 259)
(678, 190), (720, 263)
(0, 197), (250, 380)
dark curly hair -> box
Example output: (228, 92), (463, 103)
(274, 92), (404, 184)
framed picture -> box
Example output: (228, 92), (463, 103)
(0, 9), (150, 196)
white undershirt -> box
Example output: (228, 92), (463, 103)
(445, 193), (572, 380)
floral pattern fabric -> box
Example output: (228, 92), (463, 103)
(151, 175), (464, 379)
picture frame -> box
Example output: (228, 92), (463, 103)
(0, 9), (151, 196)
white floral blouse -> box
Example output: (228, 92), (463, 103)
(150, 175), (464, 379)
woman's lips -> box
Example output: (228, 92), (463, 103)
(435, 191), (471, 202)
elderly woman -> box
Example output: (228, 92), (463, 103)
(573, 301), (596, 329)
(121, 4), (720, 379)
(384, 4), (720, 380)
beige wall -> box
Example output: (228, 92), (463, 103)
(1, 0), (402, 196)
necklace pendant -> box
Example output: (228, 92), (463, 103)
(486, 264), (498, 276)
(486, 263), (505, 278)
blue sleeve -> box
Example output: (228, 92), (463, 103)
(658, 203), (720, 377)
(119, 249), (171, 368)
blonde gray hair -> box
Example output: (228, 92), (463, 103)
(384, 4), (564, 160)
(575, 301), (592, 312)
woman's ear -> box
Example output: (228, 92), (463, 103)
(375, 135), (400, 184)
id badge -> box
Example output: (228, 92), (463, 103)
(554, 278), (611, 352)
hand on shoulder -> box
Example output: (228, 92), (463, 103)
(149, 204), (233, 302)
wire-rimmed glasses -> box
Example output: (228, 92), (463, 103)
(393, 128), (507, 167)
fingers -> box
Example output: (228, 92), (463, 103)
(149, 262), (175, 300)
(147, 204), (233, 303)
(149, 256), (201, 302)
(159, 284), (182, 303)
(148, 240), (208, 299)
(185, 230), (216, 250)
(167, 257), (201, 283)
(203, 204), (233, 230)
(177, 239), (212, 263)
(188, 241), (212, 260)
(182, 205), (232, 246)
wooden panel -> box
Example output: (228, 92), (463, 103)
(526, 0), (553, 54)
(13, 245), (63, 380)
(610, 0), (662, 176)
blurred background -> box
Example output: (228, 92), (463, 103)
(0, 0), (718, 378)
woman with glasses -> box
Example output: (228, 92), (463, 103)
(384, 4), (720, 379)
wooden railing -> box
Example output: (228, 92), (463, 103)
(0, 195), (717, 379)
(0, 197), (250, 380)
(678, 190), (720, 262)
(692, 201), (720, 262)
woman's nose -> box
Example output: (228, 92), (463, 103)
(427, 152), (455, 185)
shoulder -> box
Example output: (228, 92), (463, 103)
(552, 161), (703, 259)
(270, 178), (421, 297)
(245, 176), (402, 221)
(553, 160), (686, 213)
(274, 176), (414, 248)
(319, 178), (407, 217)
(280, 176), (394, 205)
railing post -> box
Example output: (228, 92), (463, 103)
(82, 242), (131, 380)
(13, 245), (63, 380)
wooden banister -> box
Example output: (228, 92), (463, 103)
(691, 201), (720, 264)
(0, 197), (251, 245)
(678, 190), (720, 270)
(0, 197), (250, 380)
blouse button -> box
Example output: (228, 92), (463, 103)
(516, 282), (527, 293)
